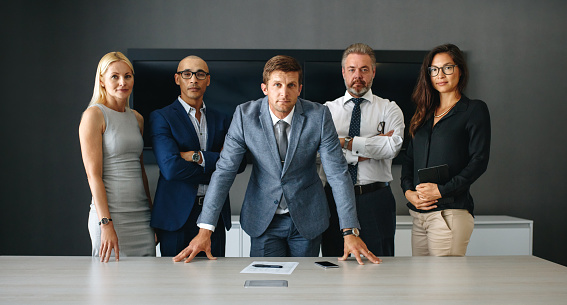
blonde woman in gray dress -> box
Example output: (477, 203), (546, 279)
(79, 52), (155, 262)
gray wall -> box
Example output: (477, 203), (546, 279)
(2, 0), (566, 266)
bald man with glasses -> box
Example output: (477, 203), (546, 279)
(149, 55), (245, 257)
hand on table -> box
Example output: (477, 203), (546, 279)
(339, 235), (382, 265)
(100, 224), (119, 262)
(173, 229), (216, 263)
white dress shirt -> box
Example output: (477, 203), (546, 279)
(321, 89), (404, 185)
(178, 97), (208, 195)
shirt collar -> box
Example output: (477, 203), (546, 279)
(269, 105), (295, 126)
(342, 89), (373, 105)
(178, 96), (206, 115)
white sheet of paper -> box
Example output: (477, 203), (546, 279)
(240, 261), (299, 275)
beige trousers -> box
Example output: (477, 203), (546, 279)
(409, 209), (474, 256)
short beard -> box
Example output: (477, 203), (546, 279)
(346, 78), (373, 97)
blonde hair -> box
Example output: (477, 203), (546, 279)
(88, 51), (134, 107)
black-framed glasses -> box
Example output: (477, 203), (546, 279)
(428, 64), (458, 77)
(176, 69), (209, 80)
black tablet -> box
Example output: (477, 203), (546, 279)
(418, 164), (449, 184)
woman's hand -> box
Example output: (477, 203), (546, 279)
(405, 189), (438, 211)
(416, 183), (442, 201)
(100, 223), (119, 262)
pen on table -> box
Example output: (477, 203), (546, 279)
(252, 264), (283, 268)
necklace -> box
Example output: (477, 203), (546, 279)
(434, 103), (457, 118)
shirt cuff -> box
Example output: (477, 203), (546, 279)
(199, 152), (206, 168)
(351, 136), (365, 156)
(197, 223), (216, 232)
(344, 150), (358, 165)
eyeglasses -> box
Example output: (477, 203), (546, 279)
(176, 69), (209, 80)
(428, 64), (458, 77)
(377, 121), (385, 135)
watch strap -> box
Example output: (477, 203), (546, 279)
(342, 228), (359, 237)
(98, 218), (112, 225)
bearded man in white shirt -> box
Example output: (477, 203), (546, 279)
(320, 43), (405, 256)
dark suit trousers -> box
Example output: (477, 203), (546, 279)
(321, 184), (396, 257)
(156, 198), (226, 257)
(250, 213), (322, 257)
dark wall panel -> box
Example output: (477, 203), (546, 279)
(2, 0), (566, 266)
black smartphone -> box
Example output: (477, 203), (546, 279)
(315, 261), (339, 269)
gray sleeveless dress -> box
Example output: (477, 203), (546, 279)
(88, 104), (155, 257)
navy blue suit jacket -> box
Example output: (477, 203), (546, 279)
(149, 99), (234, 232)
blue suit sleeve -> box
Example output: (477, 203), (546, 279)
(318, 106), (359, 230)
(197, 105), (248, 226)
(150, 110), (211, 184)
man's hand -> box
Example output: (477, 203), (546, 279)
(173, 228), (216, 263)
(180, 151), (193, 162)
(379, 130), (394, 137)
(339, 235), (382, 265)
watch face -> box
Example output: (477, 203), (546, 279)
(353, 228), (360, 236)
(344, 137), (352, 148)
(192, 152), (200, 162)
(101, 218), (109, 225)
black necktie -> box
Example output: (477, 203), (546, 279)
(348, 98), (363, 185)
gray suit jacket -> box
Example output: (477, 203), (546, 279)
(198, 97), (359, 239)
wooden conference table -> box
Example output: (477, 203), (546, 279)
(1, 256), (566, 304)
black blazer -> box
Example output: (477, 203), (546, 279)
(401, 95), (491, 215)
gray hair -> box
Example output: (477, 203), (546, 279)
(341, 43), (376, 68)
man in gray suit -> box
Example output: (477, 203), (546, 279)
(174, 55), (381, 265)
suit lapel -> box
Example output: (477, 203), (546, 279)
(283, 99), (304, 175)
(259, 97), (284, 171)
(206, 108), (216, 150)
(173, 100), (200, 144)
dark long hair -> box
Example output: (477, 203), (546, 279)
(408, 44), (469, 137)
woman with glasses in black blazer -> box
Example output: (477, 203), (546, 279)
(401, 44), (491, 256)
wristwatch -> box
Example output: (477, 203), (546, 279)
(343, 137), (352, 149)
(192, 151), (201, 163)
(98, 217), (112, 225)
(342, 228), (360, 237)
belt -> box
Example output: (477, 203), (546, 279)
(354, 182), (389, 195)
(195, 196), (205, 205)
